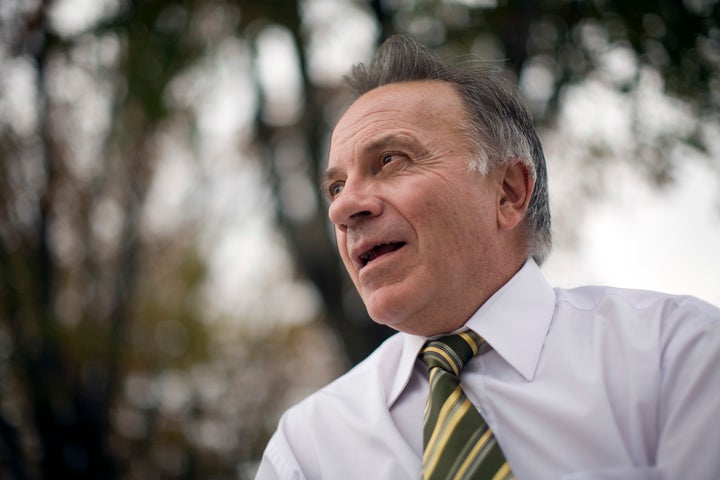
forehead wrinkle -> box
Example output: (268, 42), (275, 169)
(332, 108), (399, 148)
(365, 132), (416, 152)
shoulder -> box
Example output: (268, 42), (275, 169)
(265, 332), (409, 476)
(281, 331), (406, 423)
(557, 284), (710, 310)
(553, 285), (719, 353)
(555, 285), (717, 320)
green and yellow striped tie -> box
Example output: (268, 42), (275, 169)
(419, 330), (514, 480)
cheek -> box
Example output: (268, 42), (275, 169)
(413, 190), (471, 236)
(335, 231), (357, 276)
(414, 188), (494, 261)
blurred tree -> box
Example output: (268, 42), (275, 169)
(0, 0), (717, 478)
(250, 0), (720, 366)
(1, 0), (218, 478)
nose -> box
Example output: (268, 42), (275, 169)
(328, 182), (383, 232)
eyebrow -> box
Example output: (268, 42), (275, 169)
(320, 167), (340, 194)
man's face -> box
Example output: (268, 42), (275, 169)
(324, 81), (509, 336)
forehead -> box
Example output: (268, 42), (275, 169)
(329, 81), (467, 157)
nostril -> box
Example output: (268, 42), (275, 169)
(350, 210), (372, 219)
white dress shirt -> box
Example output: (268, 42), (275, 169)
(256, 260), (720, 480)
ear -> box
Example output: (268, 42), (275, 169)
(496, 160), (534, 231)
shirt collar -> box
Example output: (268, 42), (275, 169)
(387, 259), (556, 407)
(465, 258), (555, 381)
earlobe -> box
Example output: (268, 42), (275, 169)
(497, 160), (534, 231)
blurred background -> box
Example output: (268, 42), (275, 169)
(1, 0), (718, 478)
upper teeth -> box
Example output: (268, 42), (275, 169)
(360, 250), (377, 265)
(361, 244), (386, 265)
(359, 242), (404, 266)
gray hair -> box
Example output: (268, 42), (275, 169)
(345, 34), (552, 265)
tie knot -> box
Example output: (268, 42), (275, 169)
(419, 330), (485, 376)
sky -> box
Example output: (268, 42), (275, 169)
(544, 158), (720, 306)
(541, 71), (720, 307)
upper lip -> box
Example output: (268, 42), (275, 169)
(350, 238), (406, 269)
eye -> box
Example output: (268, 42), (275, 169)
(381, 152), (395, 165)
(328, 182), (344, 199)
(378, 151), (408, 171)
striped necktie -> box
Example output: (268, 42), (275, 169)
(419, 330), (514, 480)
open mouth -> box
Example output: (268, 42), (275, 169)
(358, 242), (406, 267)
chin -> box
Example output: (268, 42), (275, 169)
(364, 283), (470, 336)
(363, 289), (427, 334)
(359, 268), (442, 331)
(364, 291), (405, 324)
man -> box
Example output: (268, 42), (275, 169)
(256, 35), (720, 479)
